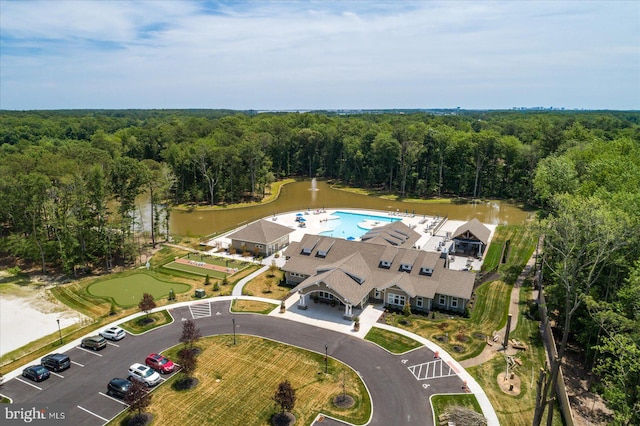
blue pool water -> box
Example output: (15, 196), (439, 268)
(319, 211), (400, 239)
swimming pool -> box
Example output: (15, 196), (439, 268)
(319, 211), (401, 239)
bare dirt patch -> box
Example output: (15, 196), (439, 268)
(562, 350), (613, 426)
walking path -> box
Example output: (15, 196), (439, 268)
(459, 249), (538, 368)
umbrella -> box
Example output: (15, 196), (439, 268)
(299, 217), (306, 222)
(296, 213), (303, 216)
(346, 236), (355, 241)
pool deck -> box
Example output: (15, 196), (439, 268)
(204, 208), (497, 272)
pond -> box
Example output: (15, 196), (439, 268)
(168, 180), (533, 237)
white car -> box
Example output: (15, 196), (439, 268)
(100, 326), (126, 341)
(128, 363), (162, 387)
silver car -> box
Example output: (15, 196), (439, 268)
(100, 326), (126, 341)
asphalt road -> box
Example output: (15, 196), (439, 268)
(0, 301), (465, 425)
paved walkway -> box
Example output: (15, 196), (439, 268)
(459, 249), (538, 368)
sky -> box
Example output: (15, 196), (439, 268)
(1, 0), (638, 111)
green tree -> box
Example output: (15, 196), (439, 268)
(371, 131), (400, 192)
(534, 195), (626, 425)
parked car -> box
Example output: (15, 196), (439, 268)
(41, 353), (71, 372)
(145, 353), (175, 374)
(22, 365), (51, 382)
(107, 378), (132, 399)
(128, 363), (162, 387)
(100, 326), (126, 341)
(81, 335), (107, 351)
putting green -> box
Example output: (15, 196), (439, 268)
(87, 273), (190, 307)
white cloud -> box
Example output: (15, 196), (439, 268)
(1, 0), (638, 109)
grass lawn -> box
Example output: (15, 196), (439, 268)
(87, 272), (191, 307)
(112, 335), (371, 426)
(431, 394), (482, 420)
(162, 261), (229, 278)
(482, 225), (537, 281)
(385, 279), (512, 361)
(231, 299), (278, 314)
(466, 285), (563, 426)
(241, 269), (291, 300)
(365, 327), (423, 354)
(119, 310), (173, 334)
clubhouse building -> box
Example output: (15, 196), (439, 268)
(282, 221), (480, 319)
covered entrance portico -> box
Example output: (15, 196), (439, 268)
(296, 288), (363, 320)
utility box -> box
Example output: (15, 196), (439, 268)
(195, 289), (205, 298)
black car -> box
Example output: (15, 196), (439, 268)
(107, 378), (132, 399)
(22, 365), (51, 382)
(41, 353), (71, 372)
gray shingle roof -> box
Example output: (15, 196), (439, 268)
(452, 218), (491, 245)
(360, 221), (421, 247)
(227, 219), (293, 244)
(285, 233), (475, 304)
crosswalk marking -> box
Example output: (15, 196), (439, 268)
(189, 302), (211, 319)
(407, 359), (457, 381)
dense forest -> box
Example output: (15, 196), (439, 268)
(1, 109), (639, 423)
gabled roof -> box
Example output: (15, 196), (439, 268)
(420, 252), (440, 271)
(360, 222), (421, 247)
(380, 246), (399, 264)
(399, 250), (419, 269)
(316, 239), (335, 257)
(452, 218), (490, 245)
(284, 233), (476, 304)
(316, 252), (370, 284)
(227, 219), (293, 245)
(378, 273), (417, 298)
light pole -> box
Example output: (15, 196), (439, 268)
(56, 319), (62, 346)
(232, 318), (236, 345)
(325, 344), (328, 374)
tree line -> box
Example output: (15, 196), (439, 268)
(1, 108), (639, 422)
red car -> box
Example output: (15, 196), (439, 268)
(145, 353), (175, 374)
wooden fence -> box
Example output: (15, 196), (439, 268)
(537, 290), (575, 426)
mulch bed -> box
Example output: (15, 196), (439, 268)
(272, 412), (296, 426)
(127, 413), (154, 426)
(333, 394), (355, 409)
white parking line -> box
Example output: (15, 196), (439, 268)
(14, 377), (42, 390)
(76, 346), (103, 357)
(49, 372), (64, 378)
(106, 342), (119, 347)
(98, 392), (129, 406)
(71, 360), (84, 367)
(77, 405), (108, 422)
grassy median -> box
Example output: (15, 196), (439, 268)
(115, 335), (372, 426)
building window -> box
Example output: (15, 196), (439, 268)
(439, 295), (446, 306)
(387, 293), (406, 306)
(256, 244), (264, 249)
(318, 291), (333, 300)
(374, 290), (381, 299)
(451, 297), (458, 308)
(416, 297), (423, 308)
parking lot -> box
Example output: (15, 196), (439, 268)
(0, 330), (180, 425)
